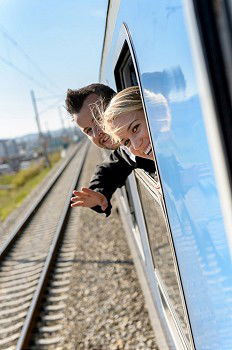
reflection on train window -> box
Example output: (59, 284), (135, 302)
(135, 176), (190, 344)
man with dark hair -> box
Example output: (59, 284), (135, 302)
(66, 84), (115, 114)
(66, 83), (155, 216)
(66, 84), (116, 150)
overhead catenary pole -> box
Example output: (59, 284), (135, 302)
(58, 106), (66, 133)
(30, 90), (51, 167)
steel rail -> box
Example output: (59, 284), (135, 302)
(0, 140), (86, 261)
(16, 141), (89, 350)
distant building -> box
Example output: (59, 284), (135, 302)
(0, 139), (19, 161)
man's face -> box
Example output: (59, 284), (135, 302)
(73, 94), (117, 150)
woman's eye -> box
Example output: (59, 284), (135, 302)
(86, 128), (92, 135)
(132, 124), (139, 133)
(124, 139), (131, 147)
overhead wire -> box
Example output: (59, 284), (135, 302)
(0, 23), (67, 130)
(39, 97), (65, 116)
(0, 55), (52, 92)
(36, 94), (64, 101)
(0, 23), (62, 94)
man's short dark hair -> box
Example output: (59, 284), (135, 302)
(65, 83), (115, 115)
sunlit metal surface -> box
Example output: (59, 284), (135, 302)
(100, 1), (232, 349)
(136, 179), (190, 343)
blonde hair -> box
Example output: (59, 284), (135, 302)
(99, 86), (143, 143)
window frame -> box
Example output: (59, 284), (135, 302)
(112, 22), (195, 350)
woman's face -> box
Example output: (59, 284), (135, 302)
(111, 109), (154, 160)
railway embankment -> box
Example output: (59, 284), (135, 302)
(0, 145), (76, 246)
(57, 145), (158, 349)
(0, 142), (158, 349)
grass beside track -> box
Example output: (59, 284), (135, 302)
(0, 152), (61, 221)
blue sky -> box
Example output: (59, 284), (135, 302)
(0, 0), (108, 139)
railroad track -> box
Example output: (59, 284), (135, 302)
(0, 140), (89, 350)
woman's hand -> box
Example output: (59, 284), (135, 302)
(70, 188), (108, 211)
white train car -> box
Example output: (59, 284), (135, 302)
(100, 1), (232, 349)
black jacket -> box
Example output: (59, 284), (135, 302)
(89, 147), (156, 216)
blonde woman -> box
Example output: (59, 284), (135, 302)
(101, 86), (172, 162)
(101, 86), (154, 160)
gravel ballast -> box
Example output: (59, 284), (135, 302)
(1, 142), (158, 349)
(60, 145), (158, 350)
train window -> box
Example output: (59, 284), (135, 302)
(114, 42), (138, 90)
(114, 37), (192, 347)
